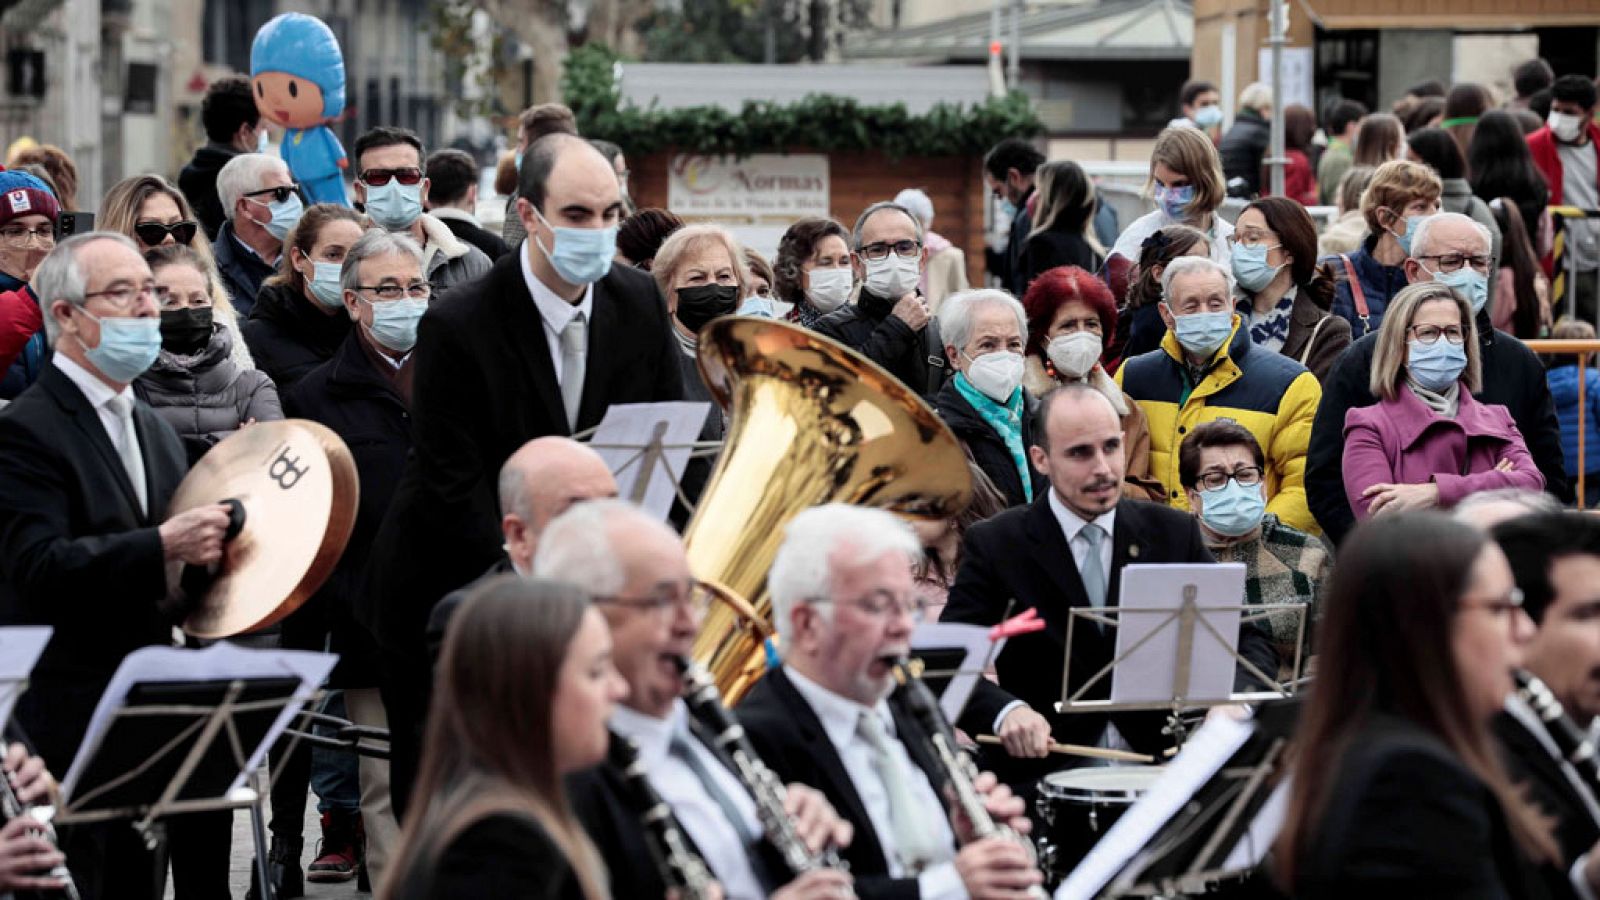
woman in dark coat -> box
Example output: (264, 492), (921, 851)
(1018, 160), (1104, 295)
(1231, 197), (1351, 382)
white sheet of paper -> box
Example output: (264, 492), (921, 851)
(587, 401), (714, 520)
(1055, 712), (1256, 900)
(62, 643), (337, 802)
(910, 622), (1006, 724)
(0, 626), (52, 725)
(1222, 776), (1289, 871)
(1110, 563), (1247, 705)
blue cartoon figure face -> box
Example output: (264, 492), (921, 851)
(249, 12), (345, 130)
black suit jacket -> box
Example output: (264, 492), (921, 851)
(737, 667), (950, 900)
(1496, 709), (1600, 887)
(392, 813), (586, 900)
(365, 252), (684, 660)
(0, 362), (187, 765)
(436, 213), (512, 261)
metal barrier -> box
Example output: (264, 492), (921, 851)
(1548, 207), (1600, 327)
(1525, 338), (1600, 508)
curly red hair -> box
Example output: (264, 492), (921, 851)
(1021, 265), (1117, 359)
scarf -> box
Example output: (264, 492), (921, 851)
(785, 298), (827, 330)
(673, 326), (696, 358)
(952, 372), (1032, 502)
(1243, 285), (1297, 353)
(1407, 378), (1460, 418)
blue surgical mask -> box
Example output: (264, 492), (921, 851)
(514, 149), (524, 173)
(1432, 266), (1489, 315)
(997, 197), (1017, 221)
(307, 261), (345, 310)
(534, 208), (617, 285)
(1388, 212), (1426, 257)
(366, 297), (428, 353)
(1169, 308), (1234, 359)
(1230, 242), (1282, 293)
(364, 180), (424, 231)
(1407, 338), (1468, 392)
(78, 309), (161, 383)
(1194, 105), (1224, 129)
(1197, 479), (1267, 537)
(255, 192), (304, 242)
(1155, 184), (1195, 221)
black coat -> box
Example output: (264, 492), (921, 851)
(933, 379), (1045, 508)
(1018, 227), (1103, 296)
(211, 221), (277, 318)
(814, 288), (948, 398)
(178, 143), (239, 241)
(737, 667), (952, 900)
(392, 813), (587, 900)
(985, 187), (1035, 298)
(1306, 314), (1570, 545)
(280, 331), (409, 686)
(1495, 709), (1600, 885)
(435, 212), (511, 261)
(0, 363), (188, 767)
(1220, 109), (1271, 196)
(241, 280), (352, 395)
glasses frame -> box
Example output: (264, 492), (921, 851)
(356, 282), (434, 301)
(359, 167), (424, 187)
(592, 579), (715, 617)
(858, 240), (922, 262)
(1417, 253), (1492, 274)
(132, 220), (199, 247)
(1196, 466), (1265, 492)
(1407, 323), (1467, 346)
(810, 593), (929, 624)
(0, 224), (56, 250)
(243, 185), (301, 205)
(83, 281), (163, 311)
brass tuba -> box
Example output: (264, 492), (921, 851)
(684, 317), (973, 701)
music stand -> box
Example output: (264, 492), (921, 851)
(575, 401), (718, 518)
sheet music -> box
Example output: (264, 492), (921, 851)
(1055, 712), (1255, 900)
(62, 643), (336, 799)
(587, 401), (713, 520)
(1111, 563), (1246, 704)
(910, 622), (1006, 724)
(0, 626), (52, 725)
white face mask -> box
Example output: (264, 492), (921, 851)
(1046, 331), (1103, 380)
(963, 350), (1025, 402)
(1550, 111), (1586, 143)
(863, 254), (921, 299)
(805, 266), (853, 313)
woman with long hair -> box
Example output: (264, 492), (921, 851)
(1489, 198), (1551, 338)
(1278, 104), (1319, 206)
(1110, 224), (1210, 365)
(1353, 113), (1406, 167)
(1275, 512), (1557, 896)
(1104, 126), (1234, 301)
(1019, 160), (1104, 293)
(1231, 197), (1351, 380)
(381, 576), (624, 899)
(1443, 82), (1494, 174)
(1470, 109), (1552, 256)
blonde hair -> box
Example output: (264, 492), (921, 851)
(1361, 159), (1443, 236)
(1147, 127), (1226, 222)
(651, 223), (749, 299)
(100, 174), (236, 317)
(1369, 281), (1481, 399)
(1029, 160), (1104, 256)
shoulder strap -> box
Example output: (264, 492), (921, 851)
(923, 315), (947, 395)
(1338, 254), (1370, 335)
(1299, 315), (1329, 367)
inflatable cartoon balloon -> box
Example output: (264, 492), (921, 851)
(250, 13), (349, 207)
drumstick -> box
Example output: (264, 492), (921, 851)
(975, 734), (1156, 764)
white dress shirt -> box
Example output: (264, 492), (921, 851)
(610, 700), (766, 900)
(784, 666), (966, 899)
(1047, 489), (1116, 584)
(54, 351), (140, 462)
(518, 239), (593, 383)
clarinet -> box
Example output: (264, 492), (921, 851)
(608, 734), (718, 900)
(1514, 668), (1600, 793)
(890, 657), (1049, 899)
(677, 656), (845, 876)
(0, 754), (80, 900)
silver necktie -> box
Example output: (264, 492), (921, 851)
(107, 394), (147, 516)
(559, 311), (587, 431)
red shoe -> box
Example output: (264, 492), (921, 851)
(306, 810), (360, 883)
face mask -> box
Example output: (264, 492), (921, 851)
(804, 267), (853, 313)
(1169, 308), (1234, 358)
(514, 149), (525, 173)
(963, 350), (1025, 403)
(1549, 111), (1585, 143)
(736, 295), (777, 318)
(1407, 338), (1468, 392)
(1386, 211), (1425, 257)
(364, 180), (424, 231)
(1431, 266), (1489, 315)
(366, 297), (428, 353)
(253, 192), (304, 242)
(863, 254), (921, 299)
(1046, 331), (1102, 380)
(1194, 105), (1224, 129)
(256, 128), (270, 153)
(997, 196), (1018, 221)
(77, 309), (162, 383)
(675, 283), (738, 334)
(307, 260), (345, 309)
(1230, 242), (1283, 293)
(1155, 184), (1195, 221)
(533, 208), (617, 285)
(159, 306), (213, 356)
(1197, 479), (1267, 537)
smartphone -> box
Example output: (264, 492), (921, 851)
(56, 210), (93, 239)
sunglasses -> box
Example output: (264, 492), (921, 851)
(133, 220), (198, 247)
(359, 167), (423, 187)
(243, 185), (301, 205)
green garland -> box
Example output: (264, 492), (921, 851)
(563, 43), (1043, 159)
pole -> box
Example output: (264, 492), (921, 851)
(1007, 0), (1022, 90)
(1266, 0), (1287, 197)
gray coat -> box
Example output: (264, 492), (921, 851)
(135, 324), (283, 464)
(417, 213), (493, 302)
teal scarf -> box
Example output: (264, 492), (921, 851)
(953, 372), (1032, 502)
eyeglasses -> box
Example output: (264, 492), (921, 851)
(859, 240), (922, 261)
(1407, 324), (1467, 345)
(593, 579), (715, 617)
(812, 592), (929, 623)
(1226, 233), (1279, 250)
(1418, 253), (1491, 274)
(1195, 466), (1264, 492)
(1460, 588), (1524, 620)
(84, 281), (163, 310)
(0, 224), (54, 250)
(243, 185), (301, 205)
(359, 167), (424, 187)
(133, 220), (198, 247)
(357, 282), (433, 301)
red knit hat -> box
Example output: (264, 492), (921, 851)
(0, 171), (60, 226)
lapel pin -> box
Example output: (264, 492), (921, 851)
(1129, 544), (1140, 559)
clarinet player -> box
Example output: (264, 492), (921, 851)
(2, 740), (66, 894)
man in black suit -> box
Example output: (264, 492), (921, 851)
(367, 132), (684, 817)
(535, 499), (853, 900)
(941, 384), (1279, 780)
(424, 148), (510, 261)
(739, 502), (1043, 899)
(1493, 512), (1600, 897)
(0, 232), (232, 899)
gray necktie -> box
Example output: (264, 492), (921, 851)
(856, 711), (942, 872)
(106, 394), (147, 516)
(667, 731), (759, 843)
(1079, 521), (1107, 610)
(559, 311), (586, 431)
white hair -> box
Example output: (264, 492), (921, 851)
(1238, 81), (1274, 112)
(340, 229), (425, 294)
(216, 153), (289, 223)
(940, 288), (1027, 352)
(533, 498), (668, 598)
(893, 188), (935, 229)
(33, 232), (141, 345)
(768, 503), (922, 643)
(1410, 212), (1493, 261)
(1160, 255), (1234, 301)
(1452, 488), (1563, 522)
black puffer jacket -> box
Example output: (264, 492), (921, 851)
(134, 324), (283, 464)
(814, 288), (948, 398)
(178, 143), (239, 241)
(1220, 108), (1271, 196)
(934, 378), (1046, 508)
(241, 280), (351, 394)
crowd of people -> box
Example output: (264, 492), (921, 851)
(1, 55), (1599, 900)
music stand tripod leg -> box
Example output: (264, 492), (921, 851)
(249, 765), (275, 900)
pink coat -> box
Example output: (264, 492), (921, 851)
(1343, 385), (1545, 519)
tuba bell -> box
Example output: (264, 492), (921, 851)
(684, 317), (973, 701)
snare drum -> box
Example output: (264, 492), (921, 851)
(1035, 765), (1165, 877)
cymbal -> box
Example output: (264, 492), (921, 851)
(168, 419), (359, 639)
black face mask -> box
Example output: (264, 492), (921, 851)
(675, 283), (739, 334)
(160, 307), (214, 355)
